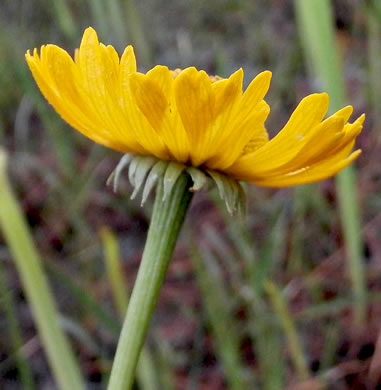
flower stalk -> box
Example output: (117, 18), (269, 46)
(107, 172), (193, 390)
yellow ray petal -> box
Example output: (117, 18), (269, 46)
(207, 100), (270, 170)
(332, 105), (353, 122)
(101, 44), (120, 81)
(26, 47), (130, 152)
(119, 95), (169, 159)
(77, 28), (117, 128)
(274, 93), (330, 140)
(76, 29), (121, 136)
(288, 111), (363, 170)
(241, 125), (269, 155)
(26, 27), (363, 191)
(199, 69), (244, 163)
(283, 113), (364, 175)
(233, 110), (363, 186)
(323, 114), (364, 159)
(240, 70), (272, 116)
(129, 66), (189, 162)
(76, 28), (152, 154)
(120, 45), (137, 94)
(200, 69), (246, 167)
(247, 150), (361, 187)
(276, 115), (346, 172)
(118, 44), (166, 155)
(174, 67), (215, 166)
(208, 71), (272, 168)
(129, 70), (168, 131)
(211, 68), (243, 117)
(227, 93), (330, 177)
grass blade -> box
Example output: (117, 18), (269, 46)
(108, 0), (128, 48)
(294, 0), (367, 326)
(87, 0), (109, 40)
(265, 281), (310, 381)
(47, 260), (121, 337)
(0, 261), (37, 389)
(51, 0), (78, 41)
(210, 189), (287, 388)
(367, 0), (381, 133)
(191, 245), (251, 390)
(0, 149), (85, 390)
(124, 0), (152, 66)
(100, 227), (129, 319)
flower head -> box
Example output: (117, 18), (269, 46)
(26, 27), (364, 211)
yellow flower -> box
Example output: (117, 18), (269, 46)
(26, 27), (364, 189)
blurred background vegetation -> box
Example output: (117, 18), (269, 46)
(0, 0), (381, 389)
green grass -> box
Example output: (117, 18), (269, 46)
(0, 261), (37, 390)
(0, 149), (85, 390)
(294, 0), (367, 326)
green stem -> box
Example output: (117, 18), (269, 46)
(107, 172), (193, 390)
(101, 226), (159, 390)
(0, 150), (84, 390)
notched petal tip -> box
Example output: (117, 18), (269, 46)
(198, 69), (210, 79)
(25, 47), (39, 61)
(344, 113), (365, 137)
(241, 70), (272, 108)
